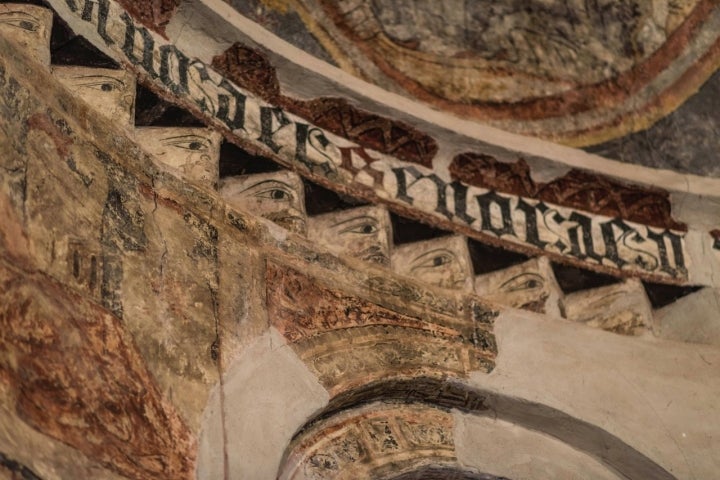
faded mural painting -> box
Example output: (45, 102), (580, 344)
(3, 2), (720, 479)
(48, 0), (690, 282)
(308, 205), (392, 266)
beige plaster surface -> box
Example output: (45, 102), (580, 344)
(654, 287), (720, 346)
(308, 205), (392, 266)
(454, 413), (621, 480)
(473, 309), (720, 479)
(220, 171), (308, 235)
(52, 66), (136, 127)
(0, 4), (52, 66)
(135, 127), (222, 187)
(562, 279), (653, 335)
(198, 328), (329, 480)
(391, 235), (473, 290)
(474, 257), (562, 317)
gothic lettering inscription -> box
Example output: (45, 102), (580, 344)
(51, 0), (689, 281)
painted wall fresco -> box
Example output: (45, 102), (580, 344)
(308, 205), (392, 266)
(266, 263), (496, 395)
(53, 65), (136, 126)
(0, 3), (52, 66)
(586, 69), (720, 178)
(229, 0), (720, 147)
(280, 404), (457, 480)
(221, 170), (308, 234)
(47, 0), (695, 284)
(391, 235), (473, 291)
(474, 257), (562, 316)
(135, 127), (221, 186)
(562, 279), (654, 335)
(3, 6), (718, 480)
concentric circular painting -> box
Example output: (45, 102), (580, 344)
(236, 0), (720, 146)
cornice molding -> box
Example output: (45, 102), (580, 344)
(46, 0), (720, 287)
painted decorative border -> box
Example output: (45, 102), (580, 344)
(47, 0), (708, 284)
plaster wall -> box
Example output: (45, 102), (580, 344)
(0, 4), (719, 479)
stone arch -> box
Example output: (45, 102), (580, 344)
(281, 378), (676, 480)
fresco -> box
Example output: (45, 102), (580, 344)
(231, 0), (720, 170)
(47, 0), (696, 283)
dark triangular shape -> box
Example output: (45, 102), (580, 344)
(390, 212), (449, 245)
(643, 282), (703, 309)
(468, 239), (530, 275)
(134, 83), (205, 127)
(219, 141), (284, 178)
(304, 179), (367, 216)
(551, 263), (620, 294)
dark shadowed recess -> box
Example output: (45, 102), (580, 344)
(218, 141), (283, 178)
(551, 262), (620, 293)
(390, 212), (449, 245)
(643, 282), (703, 309)
(291, 377), (677, 480)
(303, 179), (368, 216)
(551, 262), (702, 307)
(390, 467), (510, 480)
(46, 5), (120, 68)
(134, 84), (205, 127)
(468, 239), (529, 275)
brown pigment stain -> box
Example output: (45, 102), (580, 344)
(0, 262), (195, 480)
(138, 182), (185, 215)
(450, 153), (686, 232)
(711, 229), (720, 250)
(115, 0), (179, 36)
(27, 113), (73, 158)
(212, 43), (438, 168)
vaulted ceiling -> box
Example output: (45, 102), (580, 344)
(231, 0), (720, 177)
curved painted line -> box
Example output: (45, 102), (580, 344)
(196, 0), (720, 197)
(291, 377), (677, 480)
(46, 0), (720, 287)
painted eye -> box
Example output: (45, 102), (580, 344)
(162, 136), (210, 152)
(77, 80), (123, 92)
(256, 188), (292, 201)
(0, 13), (40, 32)
(433, 255), (451, 266)
(411, 248), (458, 271)
(18, 20), (36, 30)
(500, 273), (544, 292)
(416, 254), (453, 269)
(343, 222), (378, 235)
